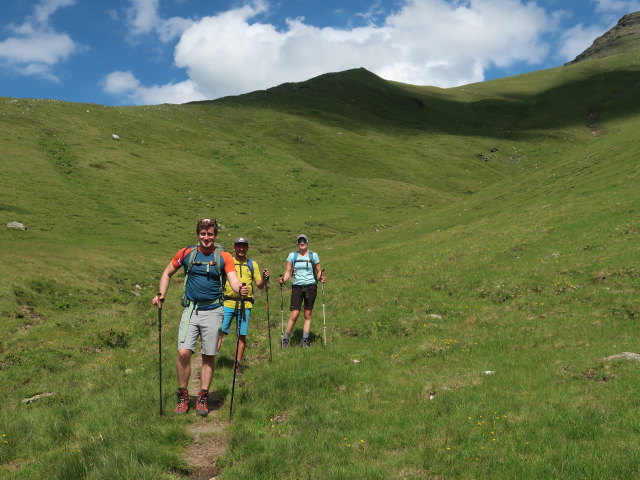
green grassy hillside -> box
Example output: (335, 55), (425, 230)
(1, 34), (639, 479)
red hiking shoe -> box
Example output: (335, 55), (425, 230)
(175, 388), (189, 414)
(196, 389), (209, 417)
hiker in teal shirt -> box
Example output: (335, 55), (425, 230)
(278, 234), (325, 348)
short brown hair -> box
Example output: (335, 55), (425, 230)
(196, 218), (218, 235)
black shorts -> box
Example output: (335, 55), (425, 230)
(290, 284), (318, 311)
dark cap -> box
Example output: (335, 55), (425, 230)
(234, 236), (249, 245)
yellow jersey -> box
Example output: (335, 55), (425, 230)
(223, 258), (262, 309)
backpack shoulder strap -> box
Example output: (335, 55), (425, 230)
(182, 246), (199, 293)
(185, 246), (199, 273)
(308, 251), (318, 282)
(247, 258), (255, 281)
(291, 252), (298, 281)
(214, 249), (224, 275)
(215, 249), (228, 297)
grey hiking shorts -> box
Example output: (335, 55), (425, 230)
(177, 306), (222, 356)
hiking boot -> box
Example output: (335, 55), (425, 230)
(282, 337), (289, 349)
(234, 361), (242, 376)
(195, 389), (209, 417)
(301, 338), (310, 348)
(175, 388), (189, 414)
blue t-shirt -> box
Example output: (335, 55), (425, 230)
(173, 247), (233, 308)
(287, 251), (320, 286)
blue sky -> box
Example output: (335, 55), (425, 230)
(1, 0), (638, 106)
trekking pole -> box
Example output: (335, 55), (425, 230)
(230, 284), (246, 418)
(265, 276), (273, 362)
(279, 274), (285, 348)
(321, 269), (327, 347)
(157, 304), (163, 416)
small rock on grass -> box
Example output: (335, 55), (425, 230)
(22, 392), (53, 404)
(605, 352), (640, 361)
(7, 221), (27, 230)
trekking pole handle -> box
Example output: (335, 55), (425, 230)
(155, 292), (165, 308)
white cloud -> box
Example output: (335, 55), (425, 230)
(157, 16), (194, 43)
(33, 0), (76, 25)
(102, 71), (140, 94)
(126, 0), (193, 41)
(0, 32), (75, 66)
(0, 0), (80, 82)
(111, 0), (560, 104)
(102, 70), (207, 104)
(126, 0), (161, 36)
(594, 0), (640, 15)
(173, 0), (552, 99)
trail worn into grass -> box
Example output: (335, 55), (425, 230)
(182, 355), (230, 480)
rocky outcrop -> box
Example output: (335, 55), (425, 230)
(566, 11), (640, 65)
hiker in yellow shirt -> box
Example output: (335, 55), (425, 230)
(217, 237), (269, 374)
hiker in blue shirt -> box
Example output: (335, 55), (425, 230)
(278, 234), (326, 348)
(153, 218), (249, 416)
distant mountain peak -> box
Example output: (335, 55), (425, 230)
(566, 11), (640, 65)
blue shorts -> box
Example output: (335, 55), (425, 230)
(221, 306), (252, 336)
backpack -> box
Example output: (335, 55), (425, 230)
(291, 251), (318, 283)
(180, 243), (226, 306)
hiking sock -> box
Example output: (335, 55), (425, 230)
(302, 332), (310, 340)
(283, 332), (291, 340)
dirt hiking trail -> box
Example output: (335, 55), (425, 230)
(181, 355), (231, 480)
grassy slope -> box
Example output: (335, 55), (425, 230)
(0, 47), (638, 478)
(226, 58), (639, 479)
